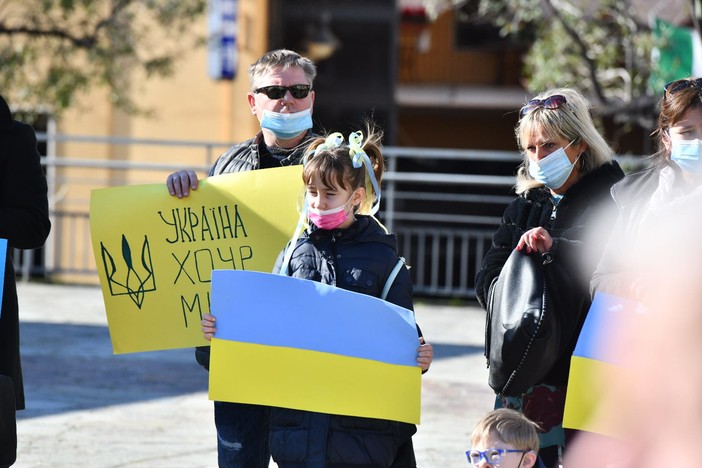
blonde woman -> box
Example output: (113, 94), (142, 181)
(475, 88), (624, 467)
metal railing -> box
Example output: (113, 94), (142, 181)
(17, 132), (646, 299)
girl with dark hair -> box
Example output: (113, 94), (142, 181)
(202, 125), (433, 468)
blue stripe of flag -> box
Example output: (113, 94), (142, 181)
(210, 270), (418, 367)
(573, 292), (644, 366)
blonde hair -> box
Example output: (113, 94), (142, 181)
(302, 122), (384, 215)
(248, 49), (317, 90)
(470, 409), (541, 452)
(515, 87), (615, 195)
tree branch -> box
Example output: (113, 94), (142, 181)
(0, 0), (135, 49)
(0, 23), (95, 48)
(93, 0), (133, 37)
(541, 0), (610, 106)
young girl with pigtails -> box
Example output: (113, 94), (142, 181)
(202, 123), (433, 468)
(270, 125), (433, 467)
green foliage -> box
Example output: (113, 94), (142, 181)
(474, 0), (543, 39)
(0, 0), (207, 115)
(475, 0), (659, 126)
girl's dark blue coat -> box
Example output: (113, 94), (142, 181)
(270, 215), (416, 468)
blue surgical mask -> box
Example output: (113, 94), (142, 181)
(671, 139), (702, 173)
(528, 142), (579, 189)
(260, 108), (312, 139)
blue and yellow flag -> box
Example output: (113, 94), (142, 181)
(208, 270), (422, 424)
(563, 292), (643, 437)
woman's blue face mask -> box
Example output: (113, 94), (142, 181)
(528, 141), (579, 189)
(670, 139), (702, 173)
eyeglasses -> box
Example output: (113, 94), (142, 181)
(466, 448), (528, 466)
(519, 94), (568, 118)
(254, 84), (312, 100)
(664, 78), (702, 99)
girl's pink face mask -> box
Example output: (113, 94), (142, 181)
(307, 193), (355, 230)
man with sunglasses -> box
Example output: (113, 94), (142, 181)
(168, 49), (316, 198)
(165, 49), (317, 468)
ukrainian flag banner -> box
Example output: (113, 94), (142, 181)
(208, 270), (421, 425)
(563, 292), (643, 437)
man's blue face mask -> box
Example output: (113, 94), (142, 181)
(260, 108), (312, 139)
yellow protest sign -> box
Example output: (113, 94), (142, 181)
(89, 165), (303, 354)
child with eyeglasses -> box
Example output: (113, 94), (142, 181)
(468, 409), (546, 468)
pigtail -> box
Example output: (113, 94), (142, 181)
(302, 136), (329, 166)
(360, 122), (386, 186)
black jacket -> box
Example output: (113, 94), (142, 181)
(268, 216), (416, 468)
(476, 161), (624, 385)
(274, 216), (413, 310)
(590, 161), (688, 299)
(209, 132), (305, 175)
(0, 95), (51, 410)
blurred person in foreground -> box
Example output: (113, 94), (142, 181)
(475, 87), (624, 467)
(0, 94), (51, 467)
(569, 77), (702, 467)
(165, 49), (317, 467)
(591, 77), (702, 300)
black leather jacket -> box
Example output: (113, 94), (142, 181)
(209, 132), (304, 176)
(590, 161), (685, 299)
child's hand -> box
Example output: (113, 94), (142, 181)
(201, 313), (217, 341)
(417, 337), (433, 372)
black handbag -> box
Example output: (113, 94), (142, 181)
(485, 249), (582, 397)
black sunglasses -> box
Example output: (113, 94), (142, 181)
(519, 94), (568, 118)
(664, 78), (702, 99)
(254, 84), (312, 100)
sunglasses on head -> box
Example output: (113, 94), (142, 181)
(519, 94), (567, 118)
(664, 78), (702, 99)
(254, 84), (312, 100)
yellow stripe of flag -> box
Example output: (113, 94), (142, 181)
(210, 339), (421, 424)
(563, 356), (626, 438)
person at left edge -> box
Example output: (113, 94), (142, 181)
(0, 94), (51, 467)
(165, 49), (317, 468)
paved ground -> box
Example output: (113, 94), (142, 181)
(13, 282), (494, 468)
